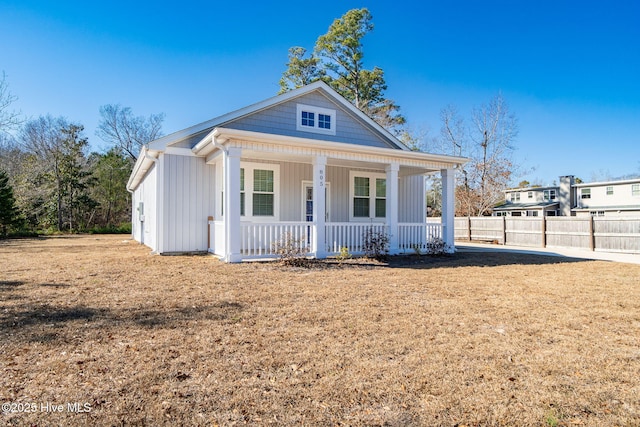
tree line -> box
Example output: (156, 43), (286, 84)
(0, 75), (163, 235)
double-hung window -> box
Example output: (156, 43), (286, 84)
(581, 188), (591, 199)
(632, 184), (640, 197)
(219, 162), (279, 219)
(252, 169), (274, 216)
(350, 172), (386, 220)
(543, 189), (556, 201)
(296, 104), (336, 135)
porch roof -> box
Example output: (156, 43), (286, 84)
(192, 127), (467, 176)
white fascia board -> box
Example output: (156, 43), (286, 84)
(126, 147), (160, 191)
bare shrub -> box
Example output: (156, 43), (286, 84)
(425, 237), (452, 256)
(362, 227), (389, 261)
(272, 232), (310, 267)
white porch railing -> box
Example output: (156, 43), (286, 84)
(240, 222), (312, 257)
(214, 221), (445, 259)
(398, 223), (444, 252)
(325, 222), (388, 253)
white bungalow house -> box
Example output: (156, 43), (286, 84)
(127, 81), (467, 262)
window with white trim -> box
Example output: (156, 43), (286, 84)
(296, 104), (336, 135)
(511, 192), (520, 202)
(350, 172), (386, 220)
(220, 162), (280, 220)
(632, 184), (640, 197)
(581, 188), (591, 199)
(528, 191), (533, 199)
(252, 169), (274, 216)
(543, 189), (556, 201)
(606, 186), (613, 196)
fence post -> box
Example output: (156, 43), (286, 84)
(541, 216), (547, 248)
(589, 216), (595, 251)
(467, 216), (472, 241)
(502, 216), (507, 245)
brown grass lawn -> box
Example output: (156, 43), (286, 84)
(1, 235), (640, 426)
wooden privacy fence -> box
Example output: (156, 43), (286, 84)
(453, 216), (640, 254)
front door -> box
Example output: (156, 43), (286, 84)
(303, 182), (330, 222)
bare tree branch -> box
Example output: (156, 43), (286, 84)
(97, 105), (164, 162)
(0, 72), (23, 134)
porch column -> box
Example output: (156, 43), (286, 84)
(441, 168), (456, 253)
(224, 147), (242, 262)
(312, 156), (327, 259)
(386, 163), (399, 254)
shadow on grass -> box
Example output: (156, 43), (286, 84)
(386, 251), (589, 269)
(0, 301), (244, 344)
(0, 280), (25, 289)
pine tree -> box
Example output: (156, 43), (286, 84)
(279, 8), (405, 134)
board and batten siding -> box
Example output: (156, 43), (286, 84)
(399, 175), (426, 223)
(132, 162), (158, 251)
(161, 154), (215, 253)
(223, 92), (394, 149)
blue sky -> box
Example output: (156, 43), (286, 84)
(1, 0), (639, 185)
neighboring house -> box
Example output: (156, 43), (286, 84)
(493, 175), (640, 217)
(127, 81), (467, 262)
(493, 185), (561, 217)
(573, 177), (640, 217)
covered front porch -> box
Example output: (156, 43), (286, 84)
(194, 127), (464, 262)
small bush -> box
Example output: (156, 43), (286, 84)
(272, 232), (310, 267)
(362, 227), (389, 261)
(336, 246), (352, 263)
(424, 237), (452, 256)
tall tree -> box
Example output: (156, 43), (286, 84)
(20, 116), (96, 231)
(97, 105), (164, 162)
(58, 124), (96, 231)
(455, 94), (518, 216)
(279, 8), (405, 134)
(20, 116), (67, 230)
(432, 95), (519, 216)
(0, 168), (20, 235)
(0, 71), (22, 134)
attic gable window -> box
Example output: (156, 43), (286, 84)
(296, 104), (336, 136)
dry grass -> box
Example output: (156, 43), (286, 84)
(1, 235), (640, 426)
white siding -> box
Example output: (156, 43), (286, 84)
(279, 162), (312, 221)
(131, 163), (158, 251)
(577, 182), (640, 209)
(399, 175), (425, 222)
(327, 166), (350, 222)
(161, 154), (215, 253)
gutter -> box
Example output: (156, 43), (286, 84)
(126, 146), (160, 191)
